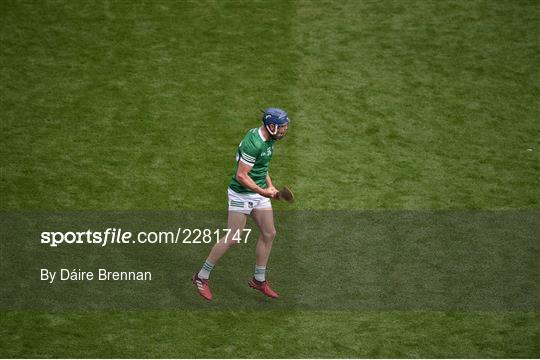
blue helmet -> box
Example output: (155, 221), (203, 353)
(262, 108), (289, 126)
(262, 108), (289, 139)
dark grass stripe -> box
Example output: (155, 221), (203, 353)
(1, 310), (537, 358)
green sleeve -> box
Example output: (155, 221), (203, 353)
(238, 137), (260, 166)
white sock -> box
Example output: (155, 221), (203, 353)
(254, 265), (266, 282)
(198, 260), (214, 279)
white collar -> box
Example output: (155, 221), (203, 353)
(258, 127), (269, 142)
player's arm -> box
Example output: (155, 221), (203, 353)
(265, 173), (277, 194)
(236, 162), (277, 198)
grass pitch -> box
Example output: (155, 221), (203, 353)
(1, 0), (539, 358)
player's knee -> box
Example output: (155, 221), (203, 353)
(262, 228), (276, 241)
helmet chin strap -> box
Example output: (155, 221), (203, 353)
(265, 123), (287, 140)
(265, 124), (278, 136)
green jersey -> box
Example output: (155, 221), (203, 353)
(229, 127), (276, 194)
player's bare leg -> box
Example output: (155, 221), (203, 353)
(193, 211), (247, 301)
(252, 208), (276, 268)
(248, 208), (279, 298)
(207, 211), (248, 264)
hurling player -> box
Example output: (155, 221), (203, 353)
(193, 108), (290, 301)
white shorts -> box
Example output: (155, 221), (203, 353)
(228, 188), (272, 214)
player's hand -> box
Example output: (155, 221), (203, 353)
(261, 187), (279, 198)
(267, 186), (278, 196)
